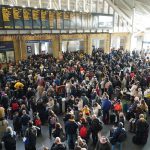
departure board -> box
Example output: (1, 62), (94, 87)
(2, 6), (14, 29)
(64, 12), (70, 29)
(49, 11), (56, 29)
(13, 7), (23, 29)
(23, 8), (32, 29)
(76, 13), (82, 29)
(0, 7), (3, 29)
(41, 9), (50, 29)
(82, 13), (88, 29)
(56, 11), (63, 29)
(32, 9), (41, 29)
(70, 12), (76, 29)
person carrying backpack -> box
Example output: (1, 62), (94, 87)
(79, 124), (88, 141)
(109, 122), (127, 150)
(2, 126), (16, 150)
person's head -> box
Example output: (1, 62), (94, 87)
(54, 137), (61, 144)
(28, 120), (33, 127)
(22, 110), (26, 115)
(55, 123), (61, 129)
(100, 136), (108, 144)
(139, 114), (144, 119)
(6, 126), (13, 134)
(43, 147), (49, 150)
(118, 122), (123, 128)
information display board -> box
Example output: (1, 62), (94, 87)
(23, 8), (32, 29)
(49, 11), (57, 29)
(13, 7), (24, 29)
(2, 6), (14, 29)
(82, 13), (88, 29)
(76, 13), (82, 28)
(70, 12), (76, 29)
(32, 9), (41, 29)
(64, 12), (70, 29)
(0, 5), (114, 30)
(98, 15), (113, 28)
(56, 11), (63, 29)
(0, 6), (3, 29)
(41, 9), (50, 29)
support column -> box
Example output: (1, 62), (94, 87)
(49, 0), (52, 9)
(75, 0), (78, 11)
(67, 0), (70, 10)
(27, 0), (30, 7)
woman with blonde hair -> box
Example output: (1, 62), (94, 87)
(132, 114), (149, 145)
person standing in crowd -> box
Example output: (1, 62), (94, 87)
(2, 126), (16, 150)
(24, 121), (37, 150)
(95, 136), (111, 150)
(90, 114), (103, 145)
(51, 137), (66, 150)
(110, 122), (127, 150)
(21, 110), (30, 136)
(132, 114), (149, 145)
(102, 95), (111, 124)
(65, 115), (78, 150)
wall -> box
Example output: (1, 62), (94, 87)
(111, 32), (131, 51)
(0, 32), (112, 62)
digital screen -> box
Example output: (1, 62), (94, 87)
(2, 6), (14, 29)
(56, 11), (63, 29)
(23, 8), (32, 29)
(13, 7), (24, 29)
(41, 9), (50, 29)
(92, 15), (99, 28)
(88, 14), (92, 28)
(82, 13), (88, 29)
(49, 11), (57, 29)
(64, 12), (70, 29)
(98, 15), (113, 28)
(70, 12), (76, 29)
(32, 9), (41, 29)
(76, 13), (82, 28)
(0, 41), (14, 51)
(0, 6), (4, 29)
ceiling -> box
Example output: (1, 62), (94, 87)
(0, 0), (150, 32)
(109, 0), (150, 31)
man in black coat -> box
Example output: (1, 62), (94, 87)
(90, 114), (103, 145)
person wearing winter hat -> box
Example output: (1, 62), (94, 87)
(95, 136), (111, 150)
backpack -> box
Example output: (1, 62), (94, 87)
(35, 119), (41, 126)
(117, 129), (127, 142)
(79, 126), (87, 138)
(12, 103), (19, 111)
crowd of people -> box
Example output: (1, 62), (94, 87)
(0, 48), (150, 150)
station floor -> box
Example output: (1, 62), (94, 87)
(13, 117), (150, 150)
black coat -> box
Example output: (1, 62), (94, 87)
(2, 132), (16, 150)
